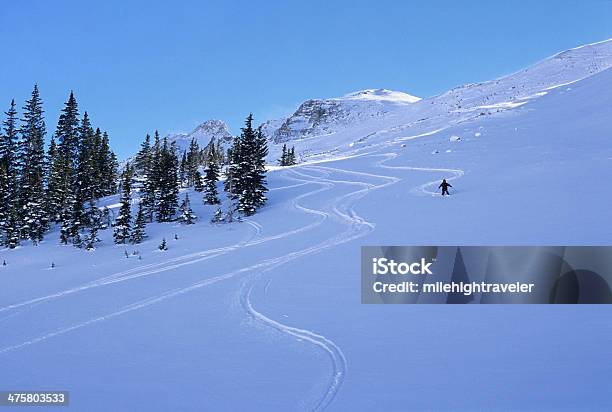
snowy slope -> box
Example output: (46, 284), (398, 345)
(264, 38), (612, 162)
(1, 39), (612, 411)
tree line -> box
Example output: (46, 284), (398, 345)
(1, 86), (288, 251)
(0, 86), (118, 249)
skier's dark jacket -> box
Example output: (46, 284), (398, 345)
(439, 180), (452, 190)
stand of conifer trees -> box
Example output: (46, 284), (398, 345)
(1, 88), (271, 250)
(0, 86), (118, 248)
(278, 144), (297, 166)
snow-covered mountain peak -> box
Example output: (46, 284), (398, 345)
(343, 88), (421, 103)
(166, 119), (233, 152)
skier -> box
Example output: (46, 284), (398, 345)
(439, 179), (452, 196)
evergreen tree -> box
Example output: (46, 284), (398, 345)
(278, 144), (288, 166)
(224, 135), (241, 199)
(179, 193), (196, 224)
(91, 127), (103, 195)
(211, 207), (223, 223)
(76, 112), (97, 203)
(19, 85), (47, 242)
(155, 138), (179, 222)
(236, 115), (268, 216)
(203, 149), (220, 205)
(97, 131), (118, 196)
(67, 194), (85, 247)
(45, 136), (63, 222)
(56, 92), (80, 165)
(130, 203), (147, 244)
(186, 138), (200, 186)
(193, 170), (204, 192)
(179, 150), (187, 186)
(84, 200), (100, 250)
(114, 163), (133, 244)
(288, 146), (297, 165)
(52, 92), (80, 243)
(1, 99), (18, 189)
(0, 100), (19, 246)
(142, 131), (161, 222)
(252, 126), (269, 209)
(85, 223), (98, 250)
(134, 133), (152, 176)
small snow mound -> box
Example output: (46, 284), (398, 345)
(474, 132), (482, 137)
(445, 149), (452, 153)
(432, 150), (439, 154)
(450, 135), (461, 142)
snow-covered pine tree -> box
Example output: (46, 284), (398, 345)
(179, 150), (187, 187)
(211, 207), (223, 223)
(236, 116), (268, 216)
(0, 101), (19, 247)
(53, 91), (80, 243)
(278, 144), (288, 166)
(193, 170), (204, 192)
(76, 112), (97, 203)
(224, 135), (241, 199)
(0, 100), (19, 246)
(85, 223), (98, 250)
(114, 163), (133, 244)
(91, 128), (103, 197)
(97, 131), (118, 197)
(84, 200), (100, 250)
(252, 126), (269, 209)
(4, 206), (20, 248)
(67, 193), (85, 247)
(186, 138), (200, 187)
(287, 146), (297, 165)
(45, 136), (64, 223)
(19, 85), (48, 242)
(134, 133), (152, 176)
(142, 131), (161, 222)
(130, 203), (147, 244)
(155, 138), (179, 222)
(203, 149), (220, 205)
(179, 193), (196, 224)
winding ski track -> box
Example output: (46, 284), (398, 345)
(0, 152), (466, 411)
(0, 170), (333, 316)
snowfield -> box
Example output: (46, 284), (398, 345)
(1, 39), (612, 411)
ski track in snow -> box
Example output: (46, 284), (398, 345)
(374, 152), (465, 197)
(0, 171), (334, 316)
(0, 152), (465, 410)
(0, 168), (341, 351)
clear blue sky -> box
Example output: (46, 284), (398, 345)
(1, 0), (611, 158)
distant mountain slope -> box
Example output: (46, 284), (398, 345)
(261, 38), (612, 162)
(146, 38), (612, 163)
(165, 119), (233, 153)
(267, 89), (421, 145)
